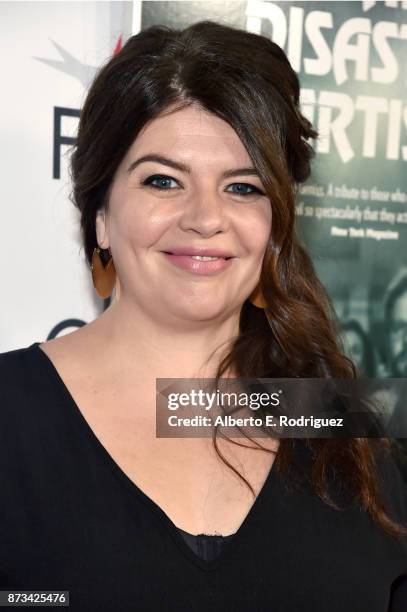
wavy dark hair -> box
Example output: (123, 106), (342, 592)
(70, 20), (406, 538)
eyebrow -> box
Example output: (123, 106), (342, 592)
(126, 154), (260, 178)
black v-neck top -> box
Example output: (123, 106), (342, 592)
(0, 342), (406, 611)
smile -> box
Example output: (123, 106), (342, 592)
(162, 252), (234, 275)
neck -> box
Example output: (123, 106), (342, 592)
(84, 295), (240, 380)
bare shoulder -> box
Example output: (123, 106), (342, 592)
(38, 326), (102, 376)
(36, 325), (118, 417)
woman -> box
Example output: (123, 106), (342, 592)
(0, 20), (406, 611)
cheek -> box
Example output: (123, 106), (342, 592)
(109, 195), (176, 250)
(236, 204), (272, 256)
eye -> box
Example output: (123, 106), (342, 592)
(142, 174), (180, 189)
(225, 183), (265, 196)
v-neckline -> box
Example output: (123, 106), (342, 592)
(29, 341), (279, 572)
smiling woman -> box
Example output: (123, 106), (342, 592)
(92, 102), (272, 321)
(0, 19), (406, 612)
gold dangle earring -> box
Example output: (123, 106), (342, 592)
(91, 247), (116, 298)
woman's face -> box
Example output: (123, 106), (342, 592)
(96, 103), (272, 324)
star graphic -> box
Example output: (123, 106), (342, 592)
(33, 36), (122, 88)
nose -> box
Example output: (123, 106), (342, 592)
(178, 186), (229, 237)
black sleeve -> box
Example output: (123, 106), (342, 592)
(389, 574), (407, 611)
(376, 444), (407, 611)
(375, 442), (407, 527)
(384, 447), (407, 612)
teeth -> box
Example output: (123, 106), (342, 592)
(191, 255), (220, 261)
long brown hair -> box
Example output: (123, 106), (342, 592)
(70, 20), (406, 538)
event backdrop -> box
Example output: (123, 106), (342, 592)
(0, 0), (137, 351)
(1, 1), (407, 381)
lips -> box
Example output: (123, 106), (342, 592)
(164, 253), (231, 262)
(163, 247), (234, 259)
(161, 248), (235, 275)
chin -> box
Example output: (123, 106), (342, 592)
(181, 309), (228, 323)
(168, 301), (230, 324)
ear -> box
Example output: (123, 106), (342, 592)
(95, 208), (110, 249)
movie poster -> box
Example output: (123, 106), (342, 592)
(141, 0), (407, 380)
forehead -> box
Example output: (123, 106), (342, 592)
(124, 103), (250, 162)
